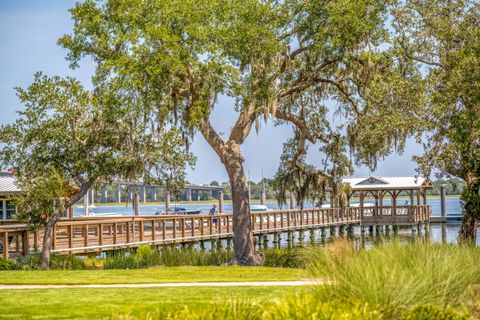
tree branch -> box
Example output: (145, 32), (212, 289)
(229, 103), (257, 144)
(274, 109), (330, 144)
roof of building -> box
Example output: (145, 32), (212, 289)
(0, 172), (21, 195)
(343, 176), (430, 191)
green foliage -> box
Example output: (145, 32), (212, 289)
(0, 258), (17, 271)
(262, 248), (305, 269)
(430, 179), (466, 195)
(399, 305), (469, 320)
(16, 253), (88, 270)
(104, 245), (234, 269)
(306, 240), (480, 317)
(116, 301), (264, 320)
(392, 1), (480, 238)
(264, 295), (384, 320)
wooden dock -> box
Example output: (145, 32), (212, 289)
(0, 205), (430, 258)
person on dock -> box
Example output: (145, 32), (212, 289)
(209, 204), (217, 215)
(210, 204), (218, 227)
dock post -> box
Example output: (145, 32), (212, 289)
(298, 230), (304, 243)
(360, 225), (365, 237)
(385, 225), (390, 236)
(347, 225), (354, 237)
(200, 240), (205, 250)
(258, 235), (264, 248)
(441, 224), (447, 244)
(339, 225), (345, 236)
(330, 226), (336, 237)
(320, 227), (326, 242)
(134, 193), (140, 216)
(226, 238), (233, 250)
(309, 229), (315, 243)
(116, 184), (122, 204)
(263, 235), (269, 248)
(286, 232), (293, 248)
(368, 225), (374, 236)
(272, 233), (279, 247)
(393, 225), (398, 235)
(260, 190), (266, 205)
(165, 191), (171, 212)
(411, 224), (417, 236)
(218, 191), (224, 213)
(440, 184), (447, 221)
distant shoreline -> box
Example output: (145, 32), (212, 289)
(74, 194), (460, 207)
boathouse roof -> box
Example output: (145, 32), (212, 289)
(343, 176), (430, 191)
(0, 172), (21, 196)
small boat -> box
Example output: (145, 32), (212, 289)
(81, 212), (122, 217)
(446, 213), (463, 223)
(173, 207), (202, 215)
(250, 205), (270, 212)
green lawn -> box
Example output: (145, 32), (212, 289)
(0, 266), (306, 285)
(0, 286), (313, 319)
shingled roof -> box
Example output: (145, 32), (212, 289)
(0, 172), (21, 195)
(343, 176), (430, 190)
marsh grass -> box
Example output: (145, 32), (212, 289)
(16, 253), (90, 270)
(104, 245), (234, 269)
(104, 245), (307, 269)
(305, 239), (480, 316)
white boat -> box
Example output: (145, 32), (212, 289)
(82, 212), (123, 217)
(250, 205), (270, 212)
(350, 203), (374, 207)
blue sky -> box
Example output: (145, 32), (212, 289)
(0, 0), (425, 184)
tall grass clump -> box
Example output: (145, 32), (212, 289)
(262, 248), (305, 268)
(114, 301), (263, 320)
(104, 245), (233, 269)
(15, 253), (88, 270)
(305, 239), (480, 316)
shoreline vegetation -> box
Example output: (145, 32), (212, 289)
(1, 241), (478, 319)
(74, 194), (461, 208)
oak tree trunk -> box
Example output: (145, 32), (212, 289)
(459, 179), (479, 243)
(41, 217), (57, 269)
(224, 151), (264, 266)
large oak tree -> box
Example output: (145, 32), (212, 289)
(59, 0), (416, 265)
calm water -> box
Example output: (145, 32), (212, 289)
(74, 196), (479, 246)
(73, 197), (462, 216)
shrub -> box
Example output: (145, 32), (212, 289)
(262, 248), (305, 268)
(264, 294), (384, 320)
(0, 257), (17, 270)
(50, 254), (88, 270)
(306, 240), (480, 316)
(104, 245), (234, 269)
(16, 253), (88, 270)
(400, 305), (469, 320)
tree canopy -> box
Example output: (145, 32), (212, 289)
(54, 0), (424, 264)
(0, 72), (193, 268)
(389, 0), (480, 240)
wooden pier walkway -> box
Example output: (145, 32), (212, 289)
(0, 205), (430, 258)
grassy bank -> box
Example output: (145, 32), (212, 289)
(112, 241), (480, 319)
(2, 241), (479, 319)
(0, 266), (306, 285)
(0, 286), (313, 320)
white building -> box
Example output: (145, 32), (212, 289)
(0, 172), (21, 220)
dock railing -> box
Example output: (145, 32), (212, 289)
(1, 205), (429, 258)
